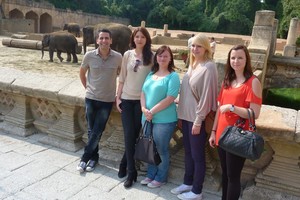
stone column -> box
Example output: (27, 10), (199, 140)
(286, 18), (299, 45)
(141, 20), (145, 28)
(163, 24), (170, 37)
(269, 19), (278, 57)
(37, 15), (40, 33)
(248, 10), (275, 89)
(283, 18), (299, 57)
(297, 21), (300, 36)
(152, 30), (156, 37)
(43, 104), (85, 152)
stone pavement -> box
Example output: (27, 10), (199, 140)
(0, 131), (221, 200)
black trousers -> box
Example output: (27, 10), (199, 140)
(119, 99), (142, 174)
(218, 147), (246, 200)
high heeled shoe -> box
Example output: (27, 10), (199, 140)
(118, 165), (127, 178)
(123, 171), (137, 188)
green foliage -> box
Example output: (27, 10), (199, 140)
(264, 88), (300, 110)
(37, 0), (299, 38)
(178, 49), (189, 56)
(296, 36), (300, 47)
(279, 0), (300, 38)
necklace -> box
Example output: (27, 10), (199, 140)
(232, 79), (245, 88)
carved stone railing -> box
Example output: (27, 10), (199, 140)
(265, 55), (300, 89)
(0, 66), (299, 199)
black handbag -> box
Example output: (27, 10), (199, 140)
(134, 121), (162, 165)
(218, 108), (264, 161)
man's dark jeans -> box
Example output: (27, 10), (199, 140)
(119, 99), (142, 174)
(81, 98), (113, 163)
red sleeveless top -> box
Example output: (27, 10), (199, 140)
(216, 76), (262, 145)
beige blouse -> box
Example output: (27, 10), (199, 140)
(119, 50), (152, 100)
(177, 61), (218, 125)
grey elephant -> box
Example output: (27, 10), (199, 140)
(41, 31), (78, 63)
(63, 23), (80, 37)
(82, 23), (131, 55)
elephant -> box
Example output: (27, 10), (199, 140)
(41, 31), (78, 63)
(63, 23), (80, 37)
(82, 23), (132, 55)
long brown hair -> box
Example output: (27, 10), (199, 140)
(129, 27), (153, 65)
(151, 45), (175, 74)
(223, 45), (253, 88)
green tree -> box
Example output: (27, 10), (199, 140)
(37, 0), (298, 38)
(212, 0), (261, 35)
(279, 0), (300, 38)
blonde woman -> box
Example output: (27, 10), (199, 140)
(172, 34), (218, 200)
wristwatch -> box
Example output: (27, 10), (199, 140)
(230, 104), (235, 112)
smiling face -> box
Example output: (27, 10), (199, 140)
(191, 43), (206, 59)
(134, 31), (146, 49)
(96, 31), (112, 50)
(230, 49), (247, 73)
(156, 50), (171, 69)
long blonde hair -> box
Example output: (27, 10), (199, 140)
(188, 33), (212, 70)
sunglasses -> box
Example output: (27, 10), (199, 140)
(133, 60), (141, 72)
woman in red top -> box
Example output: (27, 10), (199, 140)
(209, 45), (262, 200)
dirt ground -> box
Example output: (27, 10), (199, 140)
(0, 34), (232, 79)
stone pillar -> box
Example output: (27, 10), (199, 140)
(286, 18), (298, 45)
(269, 19), (278, 57)
(248, 10), (275, 89)
(163, 24), (168, 34)
(152, 30), (157, 37)
(163, 24), (171, 37)
(98, 109), (125, 167)
(37, 15), (40, 33)
(141, 20), (145, 28)
(42, 104), (85, 152)
(283, 18), (299, 57)
(101, 109), (124, 151)
(297, 21), (300, 36)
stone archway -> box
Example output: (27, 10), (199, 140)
(9, 8), (23, 19)
(25, 11), (39, 33)
(40, 12), (52, 33)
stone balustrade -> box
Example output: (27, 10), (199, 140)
(0, 66), (299, 199)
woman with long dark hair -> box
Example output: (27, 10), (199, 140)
(116, 27), (153, 188)
(209, 45), (262, 200)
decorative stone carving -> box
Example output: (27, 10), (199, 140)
(0, 91), (15, 116)
(4, 93), (35, 136)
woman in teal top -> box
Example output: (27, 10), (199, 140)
(140, 45), (180, 188)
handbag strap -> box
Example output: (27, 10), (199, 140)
(247, 108), (256, 131)
(138, 121), (154, 138)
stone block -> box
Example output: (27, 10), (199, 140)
(283, 45), (297, 57)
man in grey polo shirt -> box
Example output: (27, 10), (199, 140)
(77, 29), (122, 173)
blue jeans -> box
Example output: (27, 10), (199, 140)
(119, 99), (142, 174)
(81, 98), (113, 163)
(182, 120), (206, 194)
(144, 121), (177, 183)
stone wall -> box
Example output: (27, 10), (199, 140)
(265, 56), (300, 89)
(1, 0), (130, 33)
(0, 18), (34, 34)
(0, 66), (299, 199)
